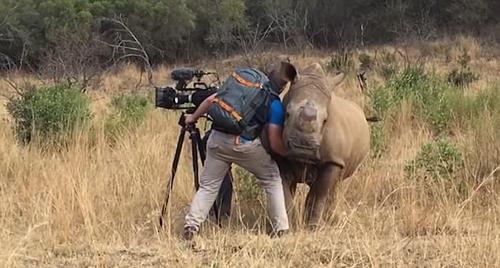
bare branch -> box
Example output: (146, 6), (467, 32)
(99, 17), (155, 88)
(2, 77), (23, 96)
(0, 52), (17, 70)
(235, 20), (276, 65)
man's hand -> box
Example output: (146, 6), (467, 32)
(183, 93), (217, 125)
(267, 124), (287, 157)
(185, 114), (197, 124)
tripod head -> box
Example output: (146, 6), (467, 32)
(178, 112), (194, 130)
(177, 110), (207, 133)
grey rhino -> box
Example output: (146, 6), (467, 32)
(273, 62), (370, 227)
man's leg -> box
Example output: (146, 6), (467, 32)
(235, 140), (289, 233)
(184, 143), (231, 233)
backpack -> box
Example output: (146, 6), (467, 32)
(208, 68), (276, 140)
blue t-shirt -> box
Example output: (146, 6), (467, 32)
(267, 97), (285, 126)
(239, 97), (284, 143)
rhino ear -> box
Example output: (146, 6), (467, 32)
(279, 61), (298, 83)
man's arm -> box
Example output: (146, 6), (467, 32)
(268, 123), (287, 157)
(266, 98), (287, 157)
(185, 93), (217, 124)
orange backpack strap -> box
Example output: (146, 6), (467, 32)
(231, 72), (263, 89)
(214, 97), (242, 121)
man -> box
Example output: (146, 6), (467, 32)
(183, 68), (288, 240)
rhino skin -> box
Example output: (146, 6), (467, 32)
(273, 62), (370, 228)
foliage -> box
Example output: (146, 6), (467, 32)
(358, 53), (373, 71)
(404, 138), (463, 181)
(1, 0), (500, 67)
(233, 167), (263, 202)
(404, 138), (465, 199)
(447, 48), (479, 87)
(326, 49), (353, 73)
(369, 66), (456, 134)
(368, 85), (393, 118)
(366, 66), (493, 158)
(369, 124), (385, 158)
(6, 83), (92, 144)
(204, 0), (247, 52)
(104, 92), (152, 140)
(448, 85), (500, 129)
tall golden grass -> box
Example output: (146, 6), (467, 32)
(1, 37), (499, 267)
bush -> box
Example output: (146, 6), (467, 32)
(358, 53), (373, 71)
(7, 83), (92, 144)
(404, 138), (464, 197)
(104, 93), (152, 140)
(376, 50), (399, 80)
(404, 138), (466, 199)
(424, 90), (454, 134)
(368, 86), (394, 118)
(447, 48), (479, 87)
(371, 66), (457, 134)
(405, 138), (463, 180)
(388, 66), (429, 102)
(326, 49), (354, 73)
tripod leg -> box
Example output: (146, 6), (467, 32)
(198, 130), (207, 163)
(159, 127), (186, 227)
(191, 131), (200, 190)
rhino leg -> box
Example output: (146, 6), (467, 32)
(282, 179), (294, 211)
(304, 164), (342, 228)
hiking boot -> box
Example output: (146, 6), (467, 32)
(182, 226), (198, 241)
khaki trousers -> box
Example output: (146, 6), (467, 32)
(184, 130), (289, 232)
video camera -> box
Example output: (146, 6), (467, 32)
(155, 68), (219, 111)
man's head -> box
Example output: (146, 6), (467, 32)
(266, 62), (297, 94)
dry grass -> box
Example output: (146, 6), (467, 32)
(1, 38), (500, 267)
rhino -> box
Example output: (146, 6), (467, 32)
(271, 62), (371, 228)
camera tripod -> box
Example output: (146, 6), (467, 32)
(159, 111), (233, 227)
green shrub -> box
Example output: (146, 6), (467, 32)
(424, 90), (454, 134)
(447, 48), (479, 87)
(104, 93), (151, 139)
(368, 86), (394, 118)
(372, 66), (457, 134)
(404, 138), (466, 199)
(404, 138), (463, 181)
(388, 66), (429, 102)
(6, 83), (92, 144)
(370, 124), (385, 158)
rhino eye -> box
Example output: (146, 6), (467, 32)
(286, 112), (290, 119)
